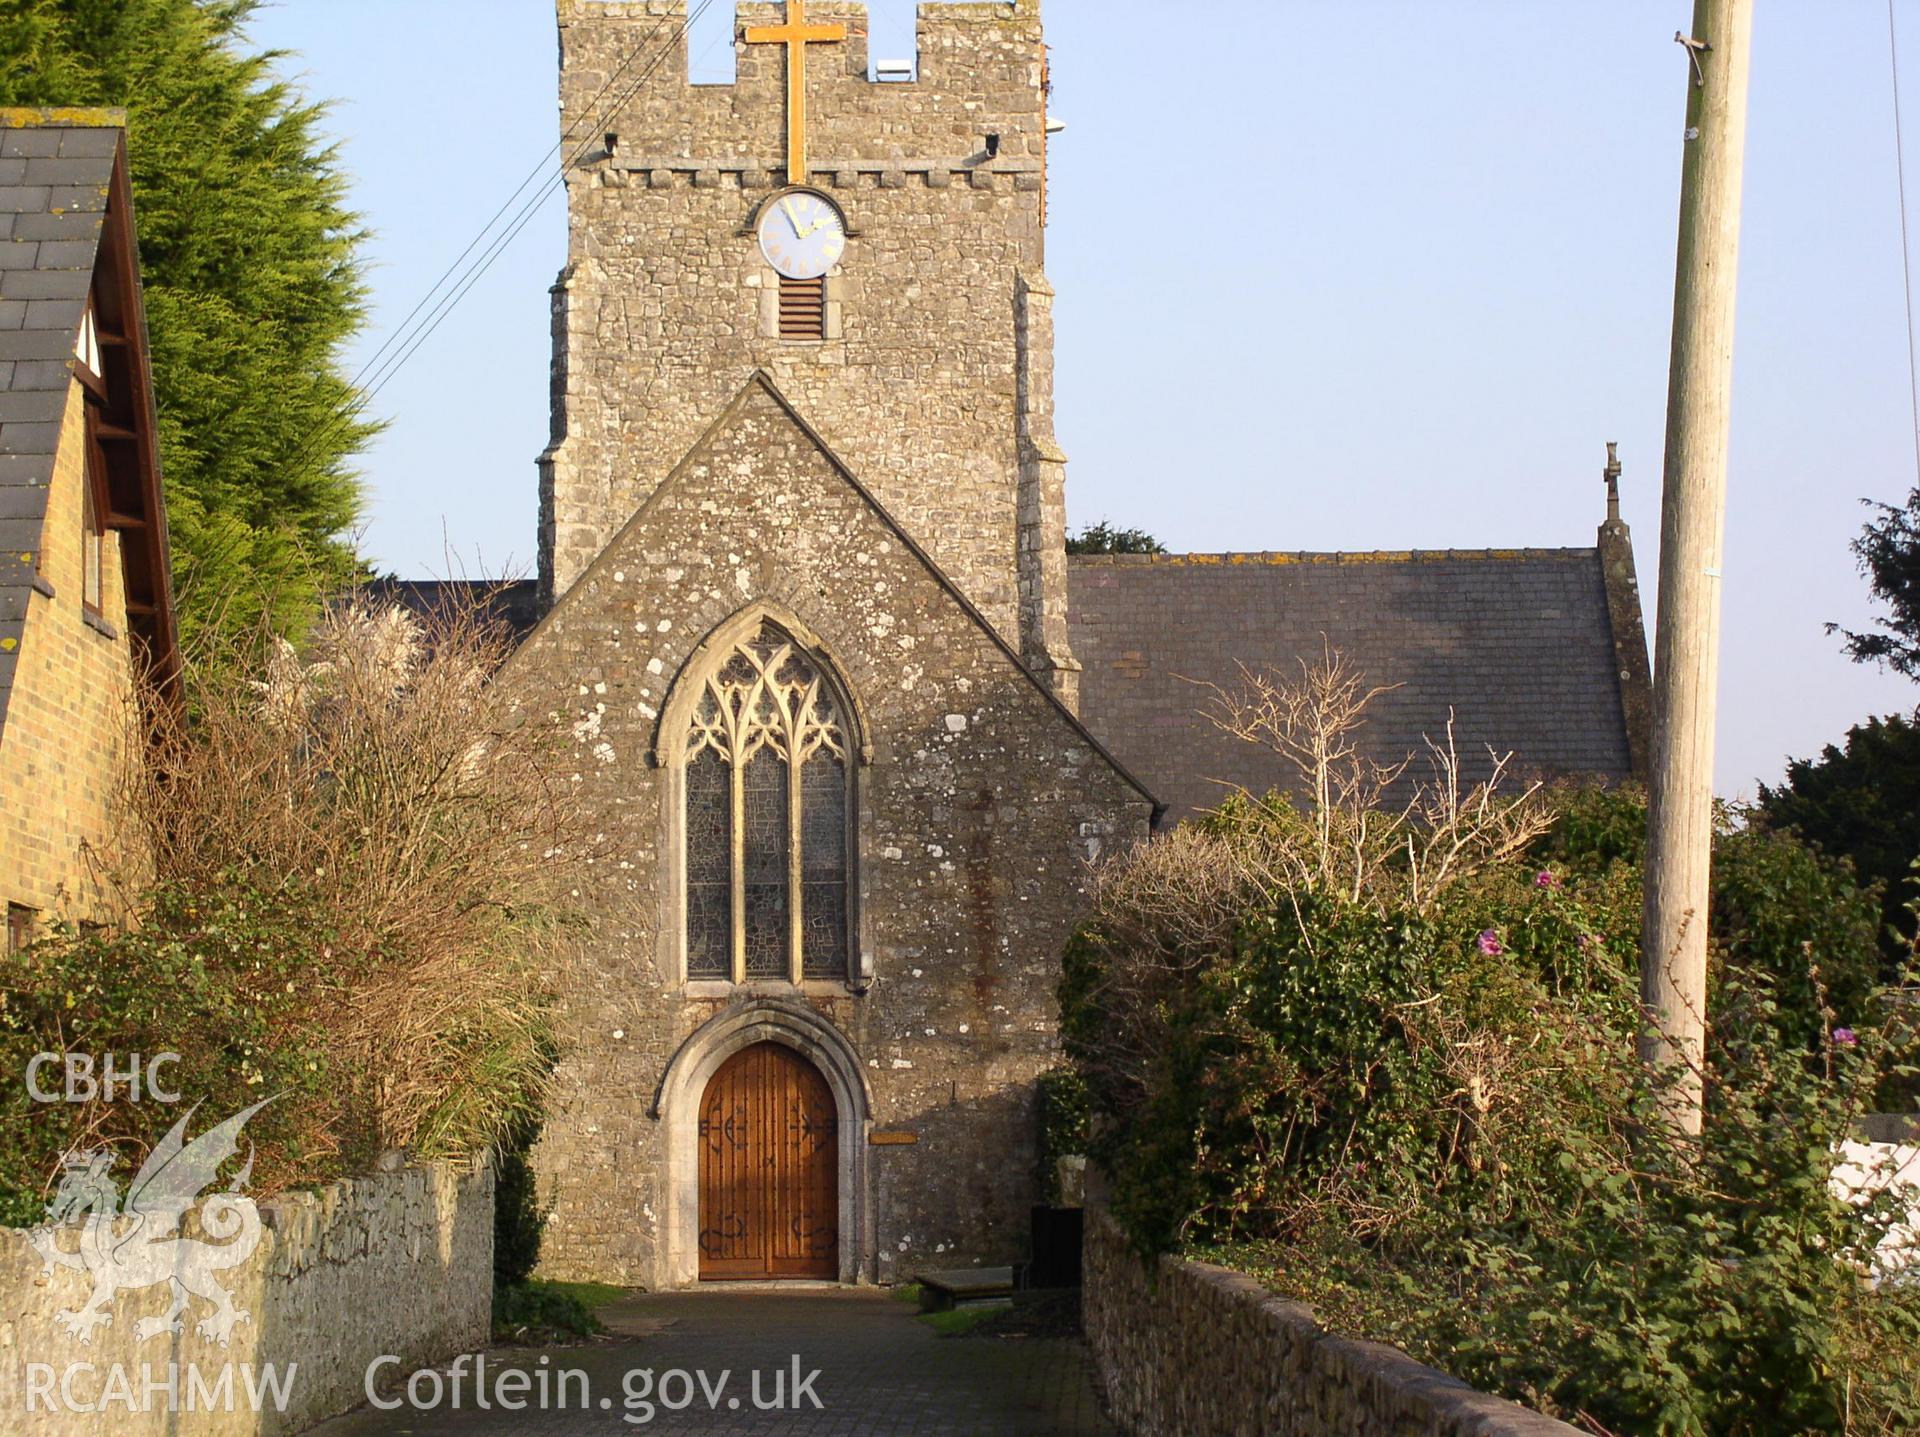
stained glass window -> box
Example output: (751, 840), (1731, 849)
(801, 754), (848, 978)
(686, 749), (731, 979)
(743, 749), (790, 977)
(684, 621), (853, 983)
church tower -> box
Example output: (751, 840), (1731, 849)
(541, 0), (1079, 705)
(512, 1), (1154, 1289)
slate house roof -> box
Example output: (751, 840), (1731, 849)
(0, 109), (176, 740)
(1068, 539), (1651, 826)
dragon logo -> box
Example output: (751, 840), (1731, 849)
(27, 1098), (273, 1347)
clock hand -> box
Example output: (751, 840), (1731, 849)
(781, 197), (808, 237)
(791, 205), (838, 240)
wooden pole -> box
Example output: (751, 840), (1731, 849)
(1640, 0), (1754, 1136)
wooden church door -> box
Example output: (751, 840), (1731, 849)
(698, 1043), (839, 1280)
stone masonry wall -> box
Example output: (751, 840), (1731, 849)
(0, 378), (136, 925)
(544, 1), (1057, 659)
(0, 1161), (493, 1436)
(511, 378), (1152, 1287)
(1083, 1209), (1582, 1437)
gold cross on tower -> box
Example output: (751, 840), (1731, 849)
(745, 0), (848, 186)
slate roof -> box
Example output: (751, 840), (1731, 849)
(0, 109), (170, 738)
(364, 578), (544, 641)
(1069, 549), (1640, 826)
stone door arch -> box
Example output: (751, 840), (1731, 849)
(657, 1001), (873, 1286)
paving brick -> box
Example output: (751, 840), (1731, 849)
(309, 1289), (1116, 1436)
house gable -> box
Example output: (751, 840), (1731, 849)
(0, 109), (177, 924)
(0, 109), (177, 741)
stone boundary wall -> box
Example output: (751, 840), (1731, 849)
(1862, 1113), (1920, 1144)
(1083, 1209), (1580, 1437)
(0, 1160), (493, 1436)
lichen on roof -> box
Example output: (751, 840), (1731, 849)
(1068, 548), (1596, 569)
(0, 106), (128, 129)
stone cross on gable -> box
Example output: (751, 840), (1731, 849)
(745, 1), (848, 186)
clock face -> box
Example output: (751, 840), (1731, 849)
(758, 191), (846, 280)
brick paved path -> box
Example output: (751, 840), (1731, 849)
(307, 1288), (1117, 1436)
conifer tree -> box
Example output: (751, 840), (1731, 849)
(1835, 485), (1920, 679)
(1759, 712), (1920, 969)
(1, 0), (374, 645)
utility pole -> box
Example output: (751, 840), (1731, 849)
(1641, 0), (1754, 1136)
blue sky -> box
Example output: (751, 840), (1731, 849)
(243, 0), (1920, 796)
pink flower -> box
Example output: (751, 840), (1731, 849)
(1477, 930), (1504, 957)
(1832, 1027), (1860, 1048)
(1577, 933), (1602, 951)
(1535, 870), (1561, 889)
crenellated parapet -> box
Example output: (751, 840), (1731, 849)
(554, 3), (1046, 175)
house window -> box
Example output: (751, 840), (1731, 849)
(684, 621), (852, 984)
(778, 274), (827, 341)
(6, 904), (34, 954)
(73, 304), (103, 381)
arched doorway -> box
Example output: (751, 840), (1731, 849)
(697, 1042), (838, 1280)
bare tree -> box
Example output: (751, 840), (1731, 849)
(1073, 650), (1551, 1112)
(1194, 647), (1549, 914)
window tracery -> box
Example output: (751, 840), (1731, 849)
(684, 622), (852, 983)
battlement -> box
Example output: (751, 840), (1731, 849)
(558, 2), (1046, 167)
(557, 0), (1041, 58)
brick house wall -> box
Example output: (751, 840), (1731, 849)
(0, 351), (138, 927)
(0, 109), (178, 941)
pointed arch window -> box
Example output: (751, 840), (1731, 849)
(684, 621), (853, 984)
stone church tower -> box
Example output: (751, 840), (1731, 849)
(540, 0), (1080, 704)
(514, 0), (1156, 1287)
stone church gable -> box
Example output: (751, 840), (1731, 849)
(503, 370), (1155, 1286)
(509, 369), (1155, 817)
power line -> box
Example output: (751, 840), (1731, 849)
(1892, 0), (1920, 488)
(341, 0), (720, 425)
(289, 0), (721, 483)
(340, 3), (692, 403)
